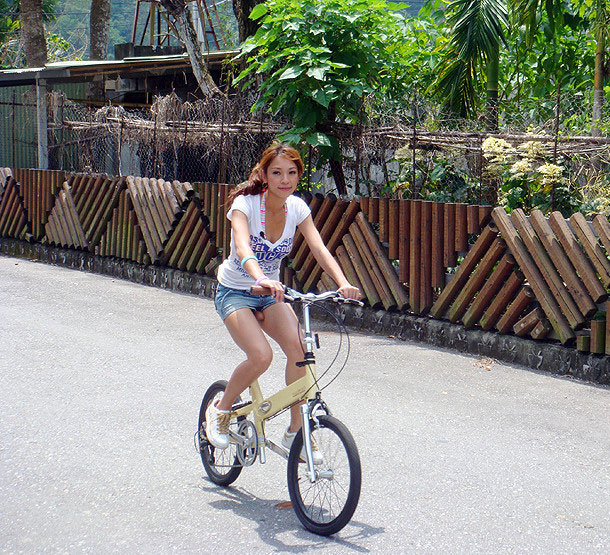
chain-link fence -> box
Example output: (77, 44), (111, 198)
(47, 91), (286, 185)
(1, 86), (608, 210)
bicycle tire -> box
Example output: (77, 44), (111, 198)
(287, 415), (361, 536)
(197, 380), (243, 486)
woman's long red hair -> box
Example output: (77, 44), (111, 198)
(227, 143), (304, 205)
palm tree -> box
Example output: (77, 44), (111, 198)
(591, 0), (608, 136)
(90, 0), (111, 60)
(435, 0), (606, 136)
(513, 0), (563, 40)
(88, 0), (111, 101)
(20, 0), (47, 67)
(434, 0), (508, 129)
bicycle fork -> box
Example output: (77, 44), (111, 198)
(298, 303), (321, 481)
(300, 403), (317, 482)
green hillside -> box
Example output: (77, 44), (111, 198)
(52, 0), (149, 60)
(51, 0), (237, 60)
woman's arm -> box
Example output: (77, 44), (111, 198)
(298, 215), (361, 299)
(231, 210), (261, 275)
(232, 210), (285, 299)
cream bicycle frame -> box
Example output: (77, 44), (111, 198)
(231, 360), (319, 435)
(228, 291), (323, 465)
(228, 357), (319, 467)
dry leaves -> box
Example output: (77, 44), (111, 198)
(474, 357), (495, 371)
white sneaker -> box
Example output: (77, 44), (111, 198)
(281, 427), (324, 465)
(205, 402), (231, 449)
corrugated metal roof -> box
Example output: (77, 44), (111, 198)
(0, 50), (239, 87)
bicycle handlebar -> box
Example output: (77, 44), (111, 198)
(250, 285), (364, 306)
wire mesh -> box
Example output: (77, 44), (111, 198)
(0, 87), (607, 211)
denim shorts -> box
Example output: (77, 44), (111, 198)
(214, 283), (276, 321)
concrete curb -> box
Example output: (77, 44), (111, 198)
(2, 238), (608, 385)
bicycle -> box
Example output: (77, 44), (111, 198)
(195, 286), (363, 536)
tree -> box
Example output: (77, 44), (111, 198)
(433, 0), (508, 128)
(433, 0), (607, 135)
(20, 0), (47, 66)
(514, 0), (607, 137)
(232, 0), (262, 42)
(87, 0), (111, 100)
(235, 0), (411, 194)
(590, 0), (609, 135)
(0, 0), (59, 68)
(159, 0), (222, 96)
(90, 0), (111, 60)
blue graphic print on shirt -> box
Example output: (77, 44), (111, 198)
(233, 235), (293, 278)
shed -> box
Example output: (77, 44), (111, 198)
(0, 51), (236, 169)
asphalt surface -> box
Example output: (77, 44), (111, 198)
(1, 254), (610, 554)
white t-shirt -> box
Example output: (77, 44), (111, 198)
(216, 193), (311, 290)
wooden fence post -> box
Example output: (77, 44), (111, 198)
(492, 207), (574, 344)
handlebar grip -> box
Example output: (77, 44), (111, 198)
(250, 285), (273, 296)
(250, 285), (286, 295)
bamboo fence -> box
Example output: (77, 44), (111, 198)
(1, 168), (610, 358)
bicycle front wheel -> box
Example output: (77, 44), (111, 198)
(287, 415), (361, 536)
(197, 380), (243, 486)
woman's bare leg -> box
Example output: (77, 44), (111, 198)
(259, 302), (306, 432)
(216, 307), (273, 411)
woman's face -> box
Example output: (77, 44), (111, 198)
(263, 155), (300, 198)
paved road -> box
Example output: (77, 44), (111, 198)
(1, 255), (610, 554)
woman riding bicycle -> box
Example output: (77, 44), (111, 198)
(206, 143), (361, 453)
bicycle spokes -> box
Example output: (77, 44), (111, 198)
(287, 415), (361, 536)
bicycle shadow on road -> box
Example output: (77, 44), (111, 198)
(199, 482), (383, 552)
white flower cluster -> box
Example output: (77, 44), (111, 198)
(482, 137), (515, 160)
(509, 159), (532, 180)
(482, 135), (560, 189)
(537, 163), (566, 192)
(482, 137), (517, 178)
(518, 140), (550, 159)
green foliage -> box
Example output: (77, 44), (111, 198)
(500, 9), (597, 112)
(513, 0), (566, 45)
(399, 11), (446, 89)
(0, 0), (58, 36)
(579, 173), (610, 217)
(427, 0), (609, 124)
(46, 31), (72, 62)
(234, 0), (414, 164)
(0, 0), (61, 67)
(53, 0), (137, 59)
(431, 0), (508, 117)
(392, 145), (483, 202)
(482, 136), (582, 215)
(0, 0), (58, 24)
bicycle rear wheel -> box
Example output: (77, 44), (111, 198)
(287, 415), (361, 536)
(197, 380), (243, 486)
